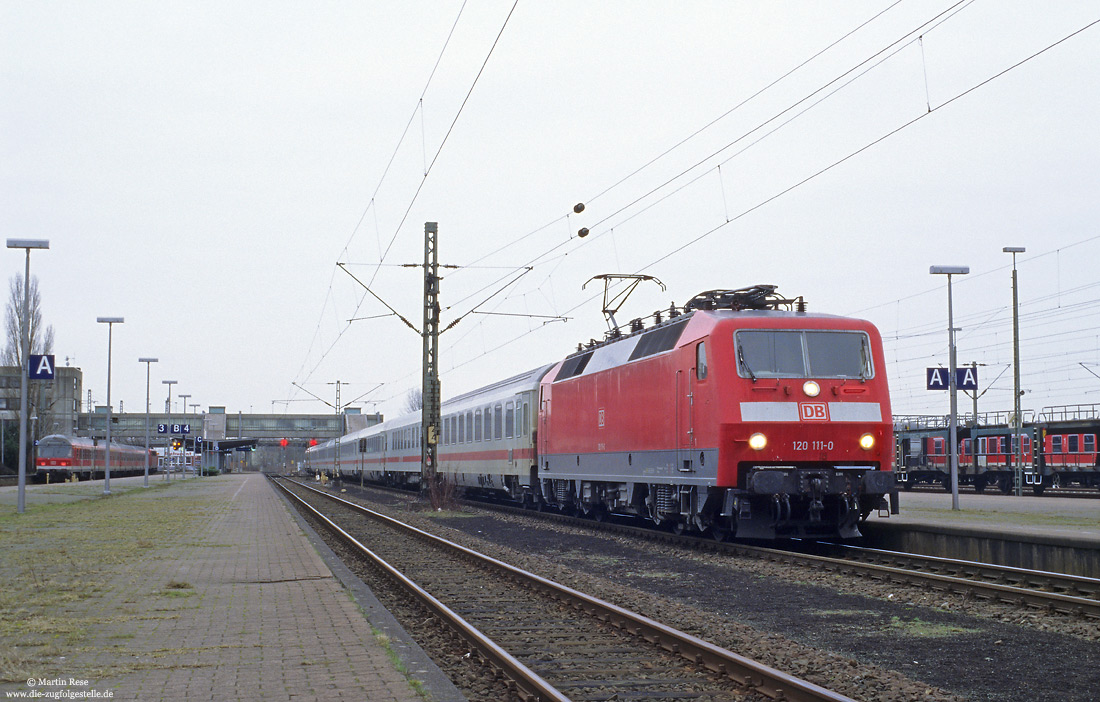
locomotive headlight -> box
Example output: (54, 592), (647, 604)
(748, 432), (768, 451)
(859, 433), (876, 450)
(803, 381), (820, 397)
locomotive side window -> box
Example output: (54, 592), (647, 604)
(1068, 434), (1080, 454)
(1051, 435), (1063, 454)
(1085, 435), (1096, 453)
(735, 330), (872, 379)
(696, 342), (707, 380)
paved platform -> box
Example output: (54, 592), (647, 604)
(0, 473), (459, 701)
(874, 490), (1100, 542)
(863, 490), (1100, 577)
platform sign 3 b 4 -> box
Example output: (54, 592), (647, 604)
(157, 423), (192, 434)
(926, 367), (978, 391)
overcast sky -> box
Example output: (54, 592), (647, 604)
(3, 1), (1099, 426)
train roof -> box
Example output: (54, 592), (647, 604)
(38, 434), (151, 451)
(549, 307), (876, 384)
(445, 363), (555, 409)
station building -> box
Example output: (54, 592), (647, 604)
(0, 364), (381, 473)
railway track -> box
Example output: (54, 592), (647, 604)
(798, 542), (1100, 615)
(272, 476), (857, 702)
(408, 488), (1100, 622)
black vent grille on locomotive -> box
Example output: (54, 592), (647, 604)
(557, 351), (593, 380)
(628, 318), (689, 361)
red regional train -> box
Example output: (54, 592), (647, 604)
(35, 434), (157, 482)
(308, 286), (898, 539)
(896, 415), (1100, 494)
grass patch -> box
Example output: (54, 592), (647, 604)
(0, 481), (218, 681)
(371, 627), (431, 700)
(889, 616), (979, 637)
(420, 509), (476, 519)
(813, 609), (881, 618)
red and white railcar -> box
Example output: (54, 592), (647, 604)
(35, 434), (157, 481)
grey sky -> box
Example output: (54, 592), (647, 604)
(3, 1), (1098, 423)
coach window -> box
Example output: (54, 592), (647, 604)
(458, 414), (465, 444)
(696, 342), (707, 380)
(484, 406), (492, 440)
(522, 402), (530, 435)
(1051, 435), (1063, 454)
(1068, 435), (1079, 454)
(494, 403), (503, 440)
(466, 411), (474, 442)
(505, 401), (515, 439)
(1084, 435), (1096, 454)
(474, 410), (482, 441)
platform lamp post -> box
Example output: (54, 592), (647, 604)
(97, 317), (124, 496)
(1004, 246), (1026, 496)
(162, 380), (177, 481)
(179, 393), (191, 477)
(138, 358), (158, 487)
(6, 238), (49, 514)
(931, 265), (969, 511)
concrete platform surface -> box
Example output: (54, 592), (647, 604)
(875, 490), (1100, 543)
(0, 473), (433, 701)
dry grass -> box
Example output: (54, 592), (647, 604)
(0, 482), (212, 682)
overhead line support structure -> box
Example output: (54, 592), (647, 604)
(422, 222), (441, 490)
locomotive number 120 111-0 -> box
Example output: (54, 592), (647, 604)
(793, 440), (834, 451)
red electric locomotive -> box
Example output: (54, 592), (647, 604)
(537, 286), (897, 539)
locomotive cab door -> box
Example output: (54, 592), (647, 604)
(676, 363), (695, 473)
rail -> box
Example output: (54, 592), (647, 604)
(275, 476), (858, 702)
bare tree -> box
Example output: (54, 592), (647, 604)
(4, 274), (53, 368)
(4, 274), (56, 444)
(404, 388), (423, 414)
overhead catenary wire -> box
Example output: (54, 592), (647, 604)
(294, 6), (1100, 416)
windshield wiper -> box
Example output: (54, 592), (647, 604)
(738, 345), (757, 382)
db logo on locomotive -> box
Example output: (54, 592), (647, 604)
(799, 402), (829, 421)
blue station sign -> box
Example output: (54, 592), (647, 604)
(926, 367), (978, 391)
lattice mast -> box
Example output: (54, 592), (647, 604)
(421, 222), (441, 487)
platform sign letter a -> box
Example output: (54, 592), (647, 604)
(956, 366), (978, 391)
(926, 367), (949, 390)
(29, 354), (55, 380)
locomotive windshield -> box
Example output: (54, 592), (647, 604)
(735, 330), (872, 379)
